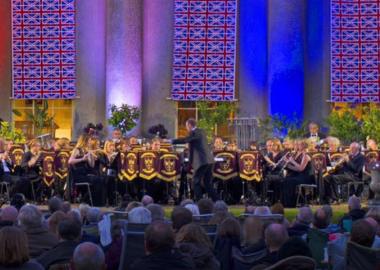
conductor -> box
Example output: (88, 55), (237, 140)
(171, 118), (217, 201)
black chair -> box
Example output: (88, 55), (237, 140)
(74, 182), (93, 206)
(296, 184), (318, 206)
(118, 222), (149, 270)
(346, 241), (380, 270)
(0, 182), (10, 202)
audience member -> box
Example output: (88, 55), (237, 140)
(47, 211), (67, 236)
(78, 204), (90, 225)
(126, 201), (143, 212)
(242, 216), (266, 254)
(128, 206), (152, 224)
(254, 206), (272, 216)
(18, 204), (59, 258)
(350, 219), (376, 247)
(366, 217), (380, 248)
(185, 203), (200, 216)
(366, 207), (380, 236)
(0, 226), (43, 270)
(214, 217), (241, 270)
(288, 207), (313, 237)
(271, 202), (285, 215)
(141, 195), (154, 207)
(313, 208), (329, 231)
(47, 196), (63, 217)
(278, 236), (312, 260)
(180, 199), (195, 207)
(72, 242), (106, 270)
(322, 204), (340, 233)
(0, 206), (18, 228)
(37, 218), (82, 269)
(213, 200), (228, 214)
(171, 206), (193, 233)
(244, 204), (256, 214)
(253, 223), (289, 268)
(209, 200), (230, 225)
(130, 221), (195, 270)
(10, 193), (26, 211)
(176, 223), (220, 270)
(83, 207), (101, 237)
(147, 204), (165, 222)
(197, 198), (214, 215)
(105, 220), (124, 270)
(61, 202), (71, 213)
(339, 196), (365, 232)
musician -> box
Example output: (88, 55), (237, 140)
(281, 139), (314, 207)
(303, 122), (326, 141)
(326, 136), (341, 153)
(0, 139), (13, 184)
(101, 140), (119, 206)
(68, 135), (105, 206)
(213, 137), (225, 151)
(249, 141), (258, 151)
(366, 139), (378, 151)
(19, 139), (43, 200)
(263, 138), (285, 203)
(171, 118), (217, 201)
(282, 138), (294, 152)
(323, 142), (365, 202)
(111, 128), (123, 144)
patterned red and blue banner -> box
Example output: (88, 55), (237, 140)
(12, 0), (76, 99)
(172, 0), (237, 101)
(331, 0), (380, 102)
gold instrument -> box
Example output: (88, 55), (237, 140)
(323, 153), (348, 177)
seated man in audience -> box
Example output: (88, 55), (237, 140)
(339, 195), (366, 232)
(18, 204), (59, 257)
(254, 206), (272, 216)
(288, 206), (313, 237)
(128, 206), (152, 224)
(171, 206), (193, 233)
(350, 219), (376, 247)
(130, 221), (195, 270)
(147, 204), (165, 222)
(197, 198), (214, 215)
(141, 195), (154, 207)
(253, 223), (289, 268)
(46, 196), (63, 219)
(0, 205), (18, 228)
(37, 218), (81, 269)
(312, 208), (329, 232)
(322, 204), (340, 233)
(82, 207), (102, 238)
(72, 242), (106, 270)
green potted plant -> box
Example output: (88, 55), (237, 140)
(108, 104), (141, 135)
(361, 104), (380, 143)
(12, 100), (54, 137)
(0, 121), (26, 143)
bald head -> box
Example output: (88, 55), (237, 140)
(313, 208), (328, 229)
(73, 242), (105, 270)
(0, 206), (18, 224)
(349, 142), (360, 155)
(348, 195), (361, 211)
(265, 223), (289, 252)
(297, 206), (313, 225)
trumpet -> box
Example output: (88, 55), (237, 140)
(278, 151), (296, 177)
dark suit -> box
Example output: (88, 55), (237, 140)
(303, 132), (326, 140)
(172, 128), (217, 201)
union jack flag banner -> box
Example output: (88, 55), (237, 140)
(172, 0), (237, 101)
(331, 0), (380, 102)
(12, 0), (76, 99)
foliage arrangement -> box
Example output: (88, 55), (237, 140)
(361, 104), (380, 143)
(148, 124), (168, 138)
(108, 104), (141, 135)
(12, 100), (54, 137)
(325, 109), (364, 145)
(258, 113), (308, 143)
(197, 101), (237, 141)
(0, 121), (26, 143)
(83, 123), (104, 137)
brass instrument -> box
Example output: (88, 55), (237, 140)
(278, 151), (295, 177)
(323, 153), (348, 177)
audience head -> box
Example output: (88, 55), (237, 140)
(184, 203), (200, 216)
(62, 201), (71, 213)
(278, 236), (312, 260)
(48, 196), (63, 214)
(10, 193), (26, 211)
(73, 242), (106, 270)
(180, 199), (195, 207)
(243, 216), (264, 246)
(147, 204), (165, 222)
(213, 200), (228, 214)
(171, 206), (193, 232)
(322, 204), (333, 225)
(126, 201), (143, 212)
(348, 195), (361, 211)
(78, 203), (90, 223)
(176, 223), (212, 249)
(128, 206), (152, 224)
(245, 205), (256, 214)
(366, 207), (380, 226)
(218, 217), (241, 239)
(296, 206), (313, 225)
(351, 219), (375, 247)
(48, 210), (67, 235)
(86, 207), (102, 224)
(58, 218), (82, 241)
(265, 223), (289, 252)
(141, 195), (154, 207)
(18, 204), (43, 228)
(197, 198), (214, 215)
(313, 208), (329, 229)
(254, 206), (272, 216)
(271, 202), (285, 215)
(67, 209), (82, 225)
(145, 221), (175, 254)
(0, 206), (18, 224)
(0, 226), (30, 267)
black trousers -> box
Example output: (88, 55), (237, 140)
(193, 163), (217, 201)
(324, 172), (363, 200)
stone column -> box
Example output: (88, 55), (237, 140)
(106, 0), (143, 135)
(268, 0), (305, 119)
